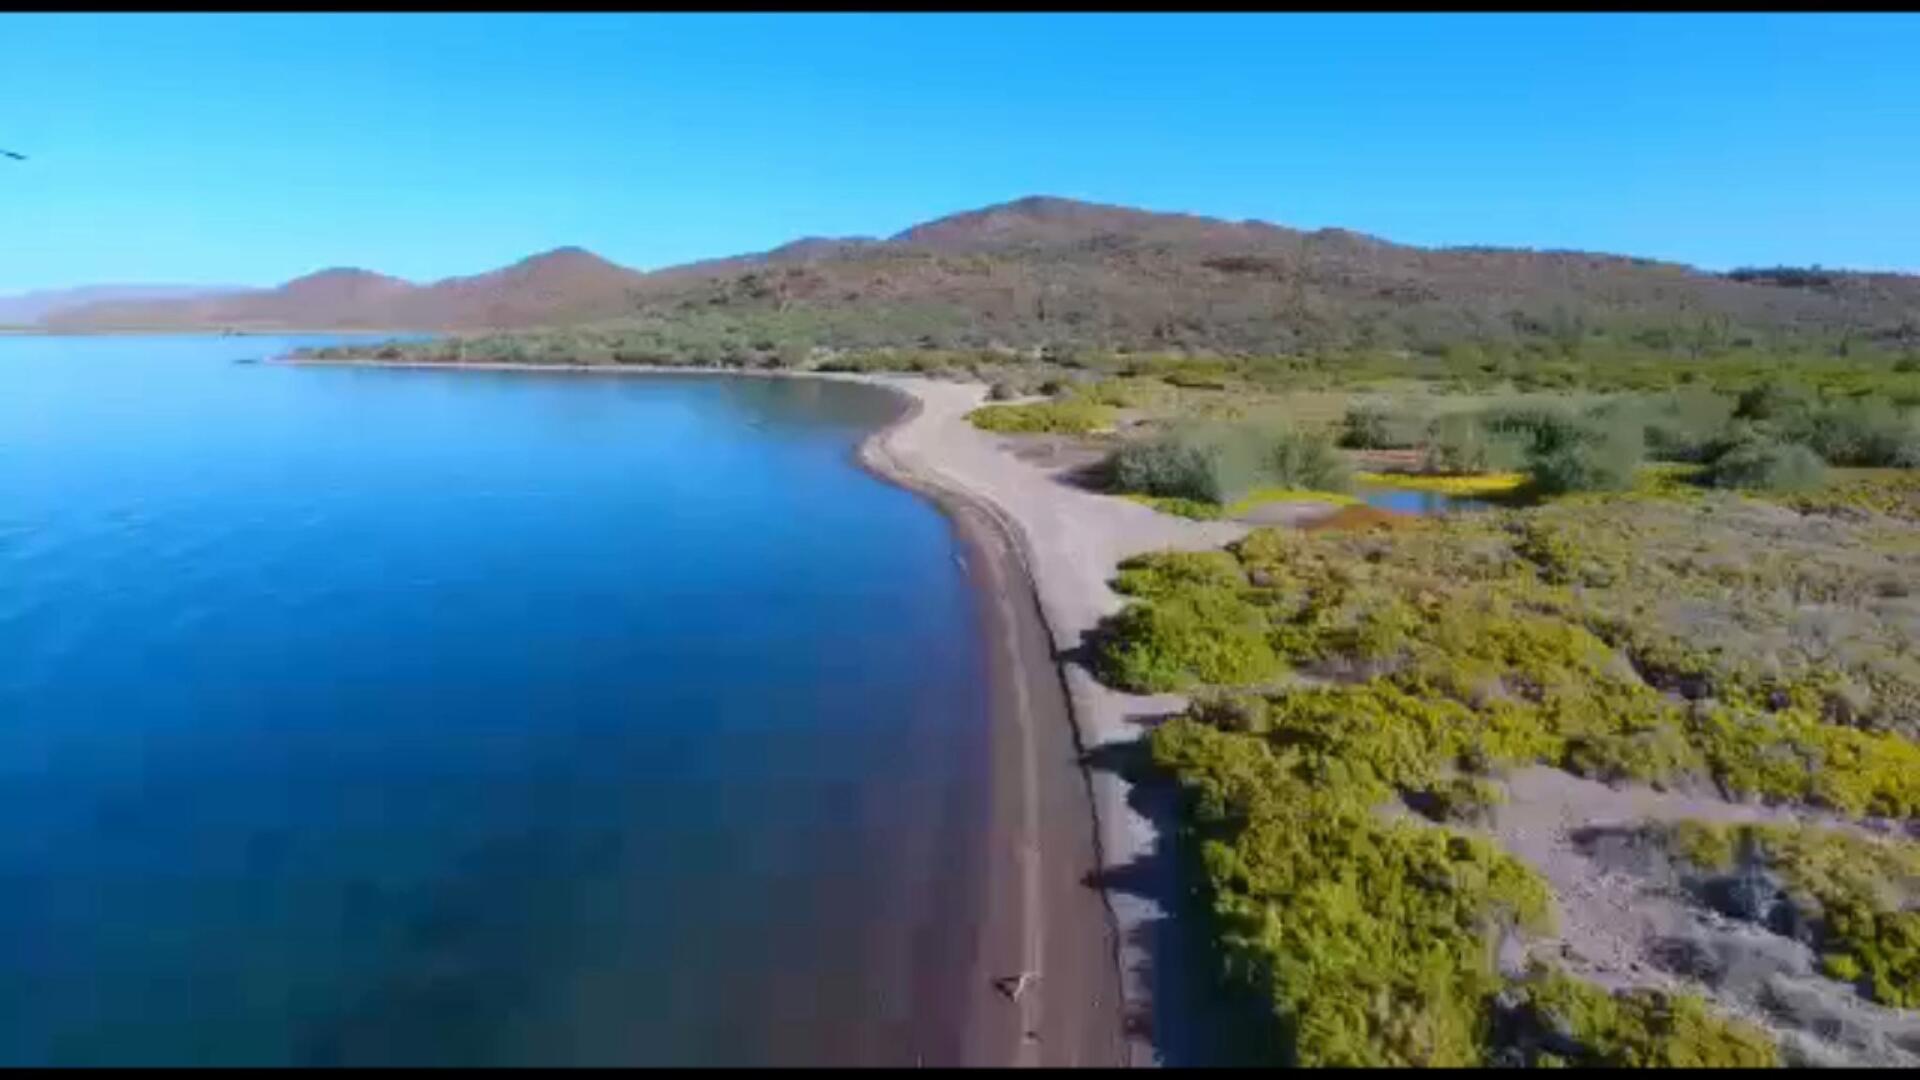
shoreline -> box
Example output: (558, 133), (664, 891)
(853, 384), (1129, 1067)
(276, 356), (1246, 1066)
(845, 375), (1249, 1068)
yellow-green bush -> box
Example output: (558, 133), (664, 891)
(966, 398), (1116, 434)
(1415, 775), (1508, 824)
(1105, 483), (1917, 1065)
(1684, 705), (1920, 818)
(1658, 822), (1920, 1010)
(1077, 376), (1163, 408)
(1103, 421), (1351, 507)
(1502, 966), (1780, 1067)
(1121, 493), (1228, 520)
(1151, 689), (1784, 1066)
(1097, 587), (1282, 692)
(1099, 492), (1920, 808)
(1152, 717), (1554, 1066)
(1112, 549), (1247, 598)
(1779, 468), (1920, 523)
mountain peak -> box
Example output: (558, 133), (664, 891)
(992, 194), (1105, 217)
(888, 195), (1158, 249)
(285, 267), (409, 288)
(509, 246), (624, 272)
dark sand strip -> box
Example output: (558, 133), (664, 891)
(858, 392), (1129, 1067)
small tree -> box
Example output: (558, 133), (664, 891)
(1702, 437), (1826, 491)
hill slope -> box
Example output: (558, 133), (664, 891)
(44, 196), (1920, 354)
(43, 249), (648, 332)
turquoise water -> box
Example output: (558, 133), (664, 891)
(1359, 487), (1498, 515)
(0, 337), (991, 1065)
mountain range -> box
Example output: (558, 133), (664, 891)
(0, 284), (254, 326)
(29, 196), (1920, 354)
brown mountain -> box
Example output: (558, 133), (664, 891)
(43, 248), (647, 332)
(405, 247), (648, 328)
(44, 196), (1920, 353)
(0, 284), (257, 325)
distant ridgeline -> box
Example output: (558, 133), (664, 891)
(45, 196), (1918, 368)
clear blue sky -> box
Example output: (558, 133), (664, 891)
(3, 13), (1917, 292)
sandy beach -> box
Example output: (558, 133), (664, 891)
(281, 358), (1243, 1066)
(853, 376), (1250, 1067)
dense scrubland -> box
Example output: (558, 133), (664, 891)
(990, 353), (1920, 1065)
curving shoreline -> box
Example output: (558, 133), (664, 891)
(849, 376), (1249, 1067)
(852, 381), (1129, 1067)
(278, 357), (1243, 1066)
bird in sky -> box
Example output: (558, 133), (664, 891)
(1, 149), (25, 161)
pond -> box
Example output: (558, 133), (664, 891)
(1357, 486), (1501, 516)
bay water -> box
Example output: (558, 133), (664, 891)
(0, 336), (991, 1065)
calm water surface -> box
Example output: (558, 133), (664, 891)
(0, 336), (991, 1065)
(1358, 487), (1497, 515)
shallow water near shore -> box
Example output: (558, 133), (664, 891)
(0, 336), (992, 1065)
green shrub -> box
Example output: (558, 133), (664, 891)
(1423, 412), (1527, 475)
(1477, 402), (1647, 492)
(1265, 427), (1354, 492)
(1478, 402), (1581, 443)
(1657, 822), (1920, 1010)
(1107, 432), (1232, 503)
(1339, 402), (1428, 449)
(1078, 377), (1160, 407)
(1701, 437), (1827, 491)
(966, 398), (1115, 434)
(1787, 399), (1920, 467)
(1524, 418), (1645, 495)
(1112, 550), (1247, 599)
(1501, 965), (1780, 1067)
(1098, 587), (1283, 692)
(1123, 494), (1228, 520)
(1151, 717), (1554, 1066)
(1735, 379), (1817, 423)
(1106, 423), (1350, 506)
(1142, 630), (1807, 1064)
(1101, 496), (1920, 814)
(1636, 387), (1740, 463)
(1413, 776), (1508, 825)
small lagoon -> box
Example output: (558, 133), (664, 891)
(1357, 486), (1500, 515)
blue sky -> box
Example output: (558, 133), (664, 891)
(3, 13), (1917, 292)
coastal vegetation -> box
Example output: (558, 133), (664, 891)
(1654, 821), (1920, 1010)
(1101, 423), (1352, 505)
(965, 397), (1116, 435)
(1093, 462), (1920, 1065)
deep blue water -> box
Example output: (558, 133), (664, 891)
(0, 337), (991, 1065)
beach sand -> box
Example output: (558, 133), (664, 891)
(854, 376), (1249, 1067)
